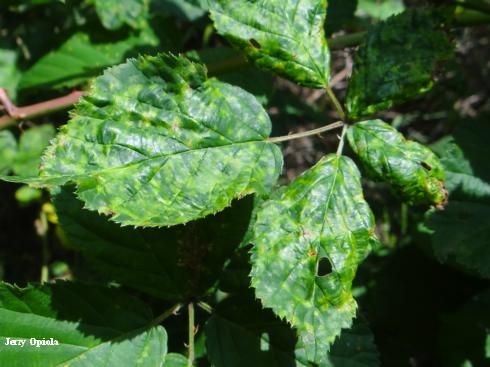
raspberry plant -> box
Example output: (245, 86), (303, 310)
(1, 0), (490, 366)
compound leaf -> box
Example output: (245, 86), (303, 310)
(346, 8), (453, 119)
(19, 29), (161, 91)
(54, 187), (253, 300)
(0, 130), (18, 175)
(95, 0), (149, 30)
(7, 53), (282, 227)
(205, 294), (379, 367)
(209, 0), (330, 88)
(0, 281), (167, 367)
(347, 119), (447, 207)
(251, 154), (379, 363)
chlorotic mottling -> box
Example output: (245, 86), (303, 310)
(251, 154), (379, 363)
(94, 0), (149, 30)
(346, 8), (453, 119)
(347, 119), (447, 207)
(12, 53), (283, 227)
(209, 0), (330, 88)
(0, 282), (167, 366)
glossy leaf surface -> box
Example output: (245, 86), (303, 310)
(346, 8), (453, 119)
(11, 53), (282, 227)
(251, 154), (379, 362)
(209, 0), (330, 88)
(0, 281), (167, 367)
(348, 119), (447, 207)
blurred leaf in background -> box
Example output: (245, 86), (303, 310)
(12, 124), (55, 176)
(424, 119), (490, 279)
(357, 0), (405, 20)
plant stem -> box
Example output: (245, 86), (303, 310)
(187, 302), (195, 367)
(455, 0), (490, 15)
(151, 303), (181, 326)
(336, 124), (348, 156)
(0, 89), (85, 130)
(268, 120), (344, 143)
(35, 210), (49, 283)
(197, 301), (213, 314)
(325, 86), (347, 121)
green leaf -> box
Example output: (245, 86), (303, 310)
(440, 289), (490, 367)
(0, 281), (167, 367)
(209, 0), (330, 88)
(95, 0), (149, 30)
(205, 294), (379, 367)
(425, 201), (490, 279)
(430, 122), (490, 203)
(11, 53), (283, 227)
(15, 185), (42, 205)
(19, 29), (160, 91)
(357, 0), (404, 20)
(165, 353), (188, 367)
(346, 8), (453, 119)
(347, 119), (447, 207)
(424, 119), (490, 278)
(251, 154), (379, 363)
(0, 130), (18, 175)
(188, 47), (275, 106)
(152, 0), (208, 21)
(12, 124), (55, 177)
(54, 187), (254, 300)
(0, 49), (21, 100)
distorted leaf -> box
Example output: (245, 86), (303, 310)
(347, 119), (447, 207)
(251, 154), (379, 362)
(206, 293), (379, 367)
(209, 0), (330, 88)
(346, 8), (453, 119)
(5, 53), (282, 227)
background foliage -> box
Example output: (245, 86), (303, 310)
(1, 0), (490, 366)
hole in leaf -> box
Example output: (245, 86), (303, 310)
(249, 38), (261, 49)
(420, 161), (432, 171)
(317, 257), (333, 277)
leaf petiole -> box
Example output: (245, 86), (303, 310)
(268, 121), (344, 143)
